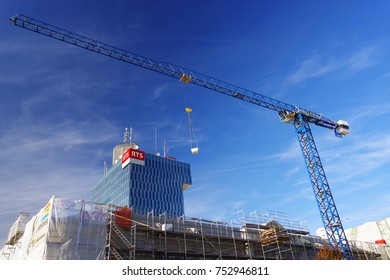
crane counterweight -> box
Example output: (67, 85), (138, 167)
(336, 120), (350, 136)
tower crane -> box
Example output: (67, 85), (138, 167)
(10, 14), (353, 259)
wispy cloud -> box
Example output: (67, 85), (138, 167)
(283, 44), (384, 87)
(275, 127), (390, 195)
(185, 185), (233, 220)
(0, 111), (119, 244)
(267, 141), (301, 161)
(328, 134), (390, 183)
(0, 57), (124, 246)
(342, 193), (390, 228)
(283, 166), (301, 181)
(153, 83), (168, 100)
(346, 46), (381, 70)
(284, 55), (339, 86)
(346, 102), (390, 125)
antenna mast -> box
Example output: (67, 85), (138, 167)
(155, 128), (161, 156)
(123, 128), (129, 144)
(163, 138), (169, 158)
(129, 127), (134, 145)
(123, 127), (134, 145)
(155, 128), (158, 154)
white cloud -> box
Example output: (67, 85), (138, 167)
(283, 44), (384, 87)
(346, 46), (381, 70)
(346, 102), (390, 125)
(332, 135), (390, 182)
(0, 71), (123, 246)
(284, 55), (339, 86)
(267, 141), (301, 162)
(153, 84), (168, 100)
(281, 163), (302, 182)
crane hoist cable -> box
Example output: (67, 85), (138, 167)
(183, 86), (199, 154)
(185, 107), (199, 154)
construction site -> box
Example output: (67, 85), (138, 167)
(1, 197), (389, 260)
(2, 13), (390, 262)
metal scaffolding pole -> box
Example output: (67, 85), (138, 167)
(147, 210), (155, 260)
(159, 212), (168, 260)
(237, 209), (252, 260)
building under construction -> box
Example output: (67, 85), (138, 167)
(106, 208), (390, 260)
(1, 196), (389, 260)
(2, 135), (390, 260)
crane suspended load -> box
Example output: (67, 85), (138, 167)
(185, 107), (199, 154)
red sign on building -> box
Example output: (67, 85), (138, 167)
(122, 148), (145, 168)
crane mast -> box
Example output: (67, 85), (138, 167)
(10, 14), (353, 259)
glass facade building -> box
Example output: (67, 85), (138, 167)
(92, 152), (192, 218)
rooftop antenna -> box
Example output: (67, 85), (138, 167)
(155, 128), (160, 156)
(123, 127), (130, 144)
(163, 138), (170, 158)
(129, 127), (134, 145)
(124, 126), (139, 150)
(104, 161), (108, 174)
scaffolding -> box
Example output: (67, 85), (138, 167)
(350, 240), (390, 260)
(3, 200), (388, 260)
(240, 210), (300, 260)
(104, 208), (321, 260)
(135, 213), (247, 260)
(1, 242), (22, 260)
(106, 205), (136, 260)
(377, 218), (390, 243)
(1, 212), (29, 260)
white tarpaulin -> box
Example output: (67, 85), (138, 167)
(1, 196), (108, 260)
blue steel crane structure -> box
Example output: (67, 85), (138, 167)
(10, 14), (353, 259)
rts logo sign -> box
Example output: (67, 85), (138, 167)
(122, 148), (146, 168)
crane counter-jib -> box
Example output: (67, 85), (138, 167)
(9, 13), (353, 259)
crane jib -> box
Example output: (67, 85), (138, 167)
(10, 13), (339, 131)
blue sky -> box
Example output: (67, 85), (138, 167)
(1, 0), (390, 245)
